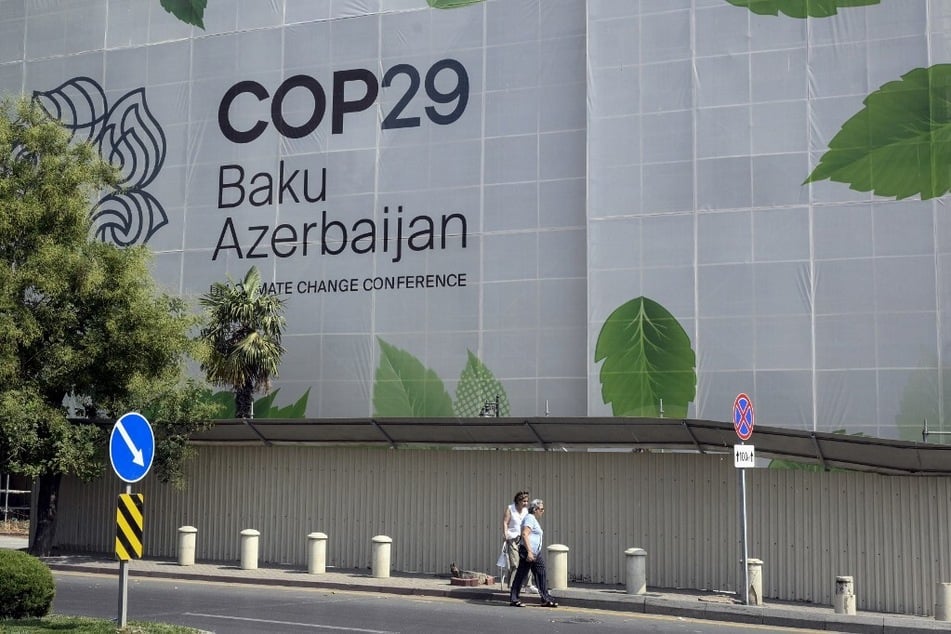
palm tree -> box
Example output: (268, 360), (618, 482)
(198, 266), (286, 418)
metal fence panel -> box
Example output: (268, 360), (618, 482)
(52, 447), (951, 615)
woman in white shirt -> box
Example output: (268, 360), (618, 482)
(501, 491), (536, 592)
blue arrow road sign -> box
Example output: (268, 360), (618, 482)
(110, 412), (155, 483)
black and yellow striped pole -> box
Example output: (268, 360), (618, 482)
(116, 490), (144, 627)
(116, 493), (144, 561)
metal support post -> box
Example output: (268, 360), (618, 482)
(739, 462), (750, 605)
(118, 483), (131, 628)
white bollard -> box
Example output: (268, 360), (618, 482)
(240, 529), (260, 570)
(371, 535), (392, 578)
(833, 575), (856, 615)
(177, 526), (197, 566)
(307, 532), (327, 574)
(624, 548), (647, 595)
(935, 582), (951, 621)
(747, 558), (764, 606)
(547, 544), (569, 590)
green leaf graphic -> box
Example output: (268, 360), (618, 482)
(595, 297), (696, 418)
(373, 338), (454, 417)
(267, 388), (310, 419)
(725, 0), (879, 18)
(203, 388), (309, 419)
(805, 65), (951, 200)
(251, 388), (310, 418)
(205, 390), (237, 418)
(428, 0), (485, 8)
(453, 350), (510, 417)
(160, 0), (207, 29)
(252, 389), (279, 417)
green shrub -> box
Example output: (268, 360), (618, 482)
(0, 549), (55, 619)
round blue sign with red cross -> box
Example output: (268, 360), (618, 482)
(733, 393), (754, 441)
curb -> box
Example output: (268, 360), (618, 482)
(47, 562), (504, 600)
(46, 563), (945, 633)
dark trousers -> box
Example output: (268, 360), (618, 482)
(510, 546), (552, 603)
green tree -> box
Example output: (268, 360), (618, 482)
(198, 266), (287, 419)
(0, 98), (214, 556)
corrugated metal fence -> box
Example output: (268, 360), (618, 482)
(52, 446), (951, 615)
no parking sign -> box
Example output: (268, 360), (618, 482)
(733, 393), (754, 441)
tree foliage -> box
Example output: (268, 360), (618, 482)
(0, 97), (213, 555)
(198, 266), (286, 419)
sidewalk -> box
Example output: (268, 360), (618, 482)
(1, 536), (945, 633)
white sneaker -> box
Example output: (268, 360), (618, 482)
(525, 584), (539, 594)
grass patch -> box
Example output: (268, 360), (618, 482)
(0, 615), (201, 633)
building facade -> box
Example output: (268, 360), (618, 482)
(2, 1), (951, 437)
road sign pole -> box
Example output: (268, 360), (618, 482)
(739, 460), (749, 605)
(118, 482), (131, 628)
(110, 411), (154, 628)
(732, 394), (754, 606)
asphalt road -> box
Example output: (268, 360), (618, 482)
(52, 571), (824, 634)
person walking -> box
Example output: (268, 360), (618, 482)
(501, 491), (537, 593)
(509, 499), (558, 608)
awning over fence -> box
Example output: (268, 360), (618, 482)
(188, 417), (951, 477)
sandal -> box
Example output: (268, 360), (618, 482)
(543, 600), (559, 608)
(510, 600), (524, 607)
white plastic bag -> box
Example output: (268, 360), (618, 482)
(496, 548), (507, 569)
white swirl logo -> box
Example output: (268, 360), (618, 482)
(33, 77), (168, 246)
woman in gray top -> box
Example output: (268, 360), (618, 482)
(508, 499), (558, 608)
